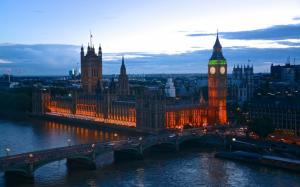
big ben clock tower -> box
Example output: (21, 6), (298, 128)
(208, 32), (227, 125)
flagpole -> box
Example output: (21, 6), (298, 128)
(90, 30), (93, 47)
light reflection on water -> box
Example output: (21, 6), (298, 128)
(0, 120), (300, 187)
(0, 120), (128, 157)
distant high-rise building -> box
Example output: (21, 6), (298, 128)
(118, 56), (130, 95)
(69, 68), (78, 79)
(81, 41), (102, 93)
(271, 58), (300, 83)
(165, 78), (176, 97)
(208, 32), (227, 125)
(249, 97), (300, 136)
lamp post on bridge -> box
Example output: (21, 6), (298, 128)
(138, 137), (143, 155)
(230, 138), (236, 152)
(28, 153), (34, 176)
(67, 139), (71, 146)
(5, 147), (10, 157)
(114, 133), (118, 140)
(91, 143), (96, 161)
(29, 153), (34, 159)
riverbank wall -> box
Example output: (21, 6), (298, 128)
(31, 114), (153, 136)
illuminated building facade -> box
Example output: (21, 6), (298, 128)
(33, 35), (227, 130)
(208, 33), (227, 125)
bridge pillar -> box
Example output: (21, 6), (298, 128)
(139, 144), (143, 155)
(94, 151), (114, 168)
(4, 163), (34, 183)
(67, 151), (114, 170)
(67, 157), (96, 170)
(175, 138), (180, 152)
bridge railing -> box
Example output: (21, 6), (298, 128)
(0, 132), (205, 171)
(0, 138), (139, 170)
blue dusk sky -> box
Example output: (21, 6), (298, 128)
(0, 0), (300, 75)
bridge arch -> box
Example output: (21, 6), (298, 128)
(4, 157), (69, 182)
(114, 148), (142, 162)
(176, 135), (205, 149)
(3, 151), (98, 181)
(142, 141), (178, 155)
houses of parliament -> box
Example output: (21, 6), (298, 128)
(32, 34), (227, 131)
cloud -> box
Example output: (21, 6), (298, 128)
(0, 59), (13, 64)
(1, 44), (300, 75)
(103, 53), (153, 61)
(186, 33), (214, 37)
(187, 23), (300, 40)
(293, 17), (300, 21)
(104, 47), (300, 74)
(0, 44), (78, 75)
(276, 41), (300, 47)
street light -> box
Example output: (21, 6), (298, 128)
(114, 133), (118, 138)
(139, 137), (143, 141)
(29, 153), (34, 158)
(5, 148), (10, 156)
(230, 138), (236, 152)
(67, 138), (71, 146)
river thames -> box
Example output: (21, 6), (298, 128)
(0, 120), (299, 187)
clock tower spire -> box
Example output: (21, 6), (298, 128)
(208, 32), (227, 125)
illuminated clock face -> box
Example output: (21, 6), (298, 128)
(220, 66), (226, 74)
(210, 67), (216, 74)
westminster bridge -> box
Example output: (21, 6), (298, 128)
(0, 131), (219, 182)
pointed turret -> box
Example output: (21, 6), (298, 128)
(87, 43), (90, 52)
(109, 77), (117, 94)
(98, 44), (102, 55)
(213, 31), (222, 50)
(118, 55), (129, 95)
(120, 55), (126, 75)
(209, 31), (226, 62)
(199, 89), (206, 105)
(81, 45), (84, 60)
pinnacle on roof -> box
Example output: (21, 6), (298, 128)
(209, 31), (225, 61)
(213, 31), (222, 50)
(120, 55), (127, 75)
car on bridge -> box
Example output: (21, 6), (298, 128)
(168, 133), (177, 138)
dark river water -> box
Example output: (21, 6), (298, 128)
(0, 119), (299, 187)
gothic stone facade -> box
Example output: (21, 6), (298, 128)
(81, 45), (102, 93)
(33, 36), (227, 130)
(228, 65), (254, 105)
